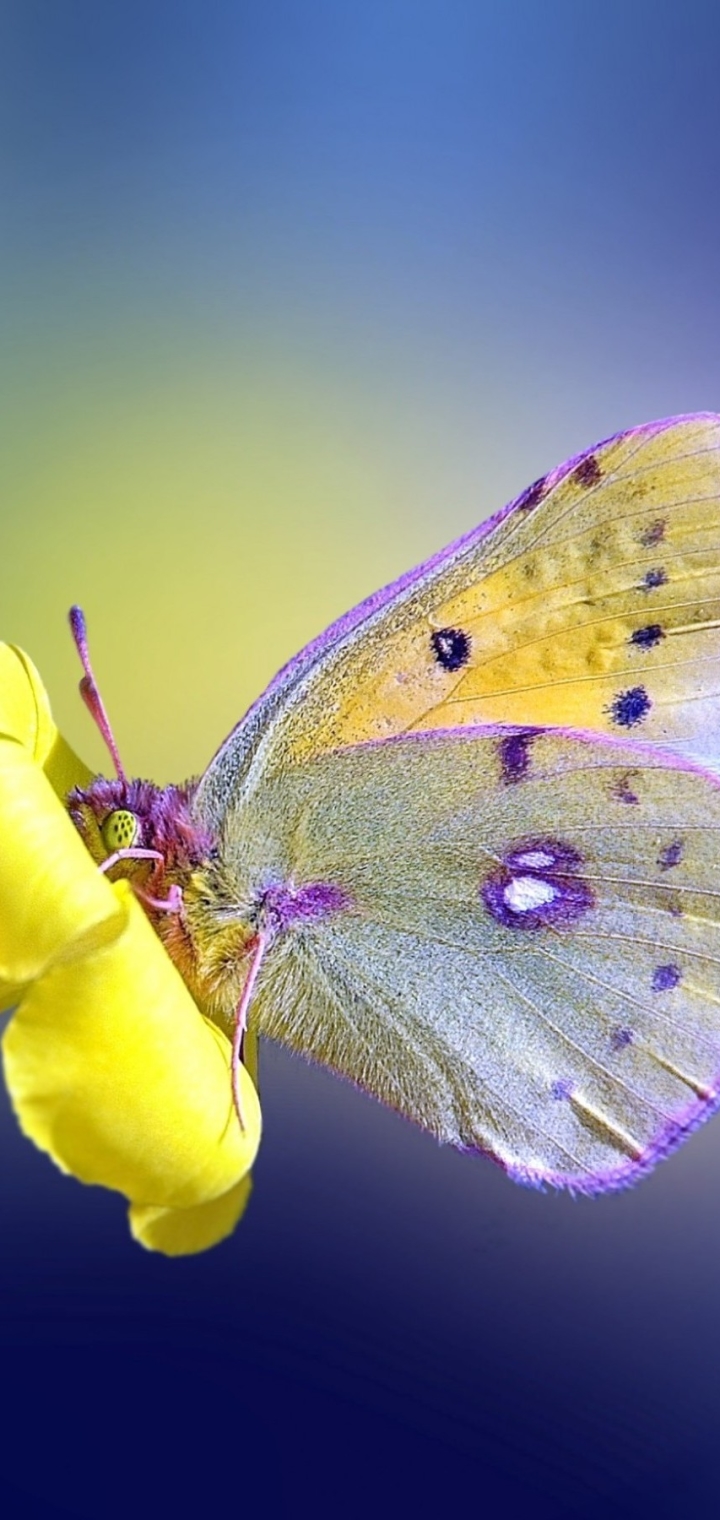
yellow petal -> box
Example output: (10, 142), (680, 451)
(0, 643), (92, 794)
(128, 1175), (253, 1256)
(43, 730), (93, 799)
(2, 884), (261, 1209)
(0, 980), (26, 1016)
(0, 644), (54, 755)
(0, 642), (100, 1003)
(0, 740), (124, 983)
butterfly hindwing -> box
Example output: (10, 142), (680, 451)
(228, 727), (720, 1190)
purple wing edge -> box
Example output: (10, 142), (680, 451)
(499, 1081), (720, 1196)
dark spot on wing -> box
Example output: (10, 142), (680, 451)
(572, 454), (602, 487)
(629, 623), (665, 649)
(652, 964), (682, 992)
(612, 770), (640, 805)
(606, 685), (652, 728)
(658, 838), (684, 871)
(551, 1079), (574, 1101)
(640, 567), (667, 591)
(517, 476), (547, 512)
(639, 519), (666, 547)
(431, 626), (471, 672)
(610, 1028), (633, 1051)
(498, 730), (535, 784)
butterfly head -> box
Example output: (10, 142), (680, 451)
(67, 771), (213, 883)
(66, 606), (215, 904)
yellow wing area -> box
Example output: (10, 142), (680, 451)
(277, 414), (720, 770)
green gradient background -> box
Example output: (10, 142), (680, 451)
(3, 5), (720, 1516)
(3, 1), (719, 787)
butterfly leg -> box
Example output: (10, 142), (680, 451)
(232, 929), (271, 1131)
(97, 846), (185, 914)
(98, 846), (163, 874)
(133, 881), (184, 914)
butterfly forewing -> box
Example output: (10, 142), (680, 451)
(231, 729), (720, 1190)
(195, 413), (720, 836)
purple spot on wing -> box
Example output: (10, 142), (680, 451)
(640, 567), (667, 591)
(612, 770), (640, 805)
(498, 730), (536, 784)
(629, 623), (665, 649)
(517, 476), (547, 512)
(658, 838), (684, 871)
(652, 964), (682, 992)
(572, 454), (602, 486)
(551, 1079), (574, 1101)
(481, 836), (594, 932)
(639, 519), (666, 547)
(610, 1027), (633, 1052)
(263, 880), (350, 931)
(505, 837), (584, 873)
(606, 685), (651, 728)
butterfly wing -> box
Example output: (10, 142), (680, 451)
(196, 413), (720, 831)
(226, 727), (720, 1190)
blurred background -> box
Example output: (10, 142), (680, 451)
(1, 3), (720, 1515)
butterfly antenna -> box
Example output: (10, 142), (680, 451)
(68, 606), (127, 783)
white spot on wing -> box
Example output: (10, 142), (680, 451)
(514, 850), (555, 869)
(504, 876), (557, 913)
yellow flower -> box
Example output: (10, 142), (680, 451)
(0, 644), (261, 1256)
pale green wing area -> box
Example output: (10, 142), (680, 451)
(226, 728), (720, 1191)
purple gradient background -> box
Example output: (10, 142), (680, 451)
(2, 5), (720, 1516)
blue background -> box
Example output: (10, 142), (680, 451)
(2, 4), (720, 1515)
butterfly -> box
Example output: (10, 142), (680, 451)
(70, 411), (720, 1193)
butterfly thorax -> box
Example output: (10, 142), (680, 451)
(68, 774), (344, 1030)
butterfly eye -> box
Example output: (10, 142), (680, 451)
(101, 809), (139, 852)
